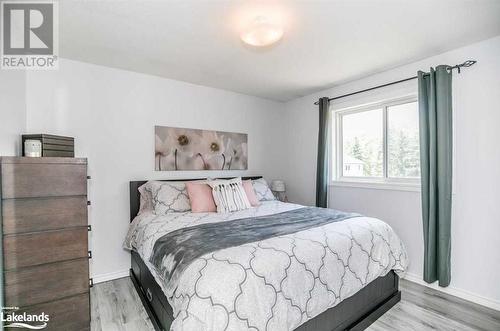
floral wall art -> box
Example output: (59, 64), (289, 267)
(155, 126), (248, 171)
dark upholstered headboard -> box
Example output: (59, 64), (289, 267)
(129, 176), (262, 222)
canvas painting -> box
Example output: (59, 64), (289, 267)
(155, 126), (248, 171)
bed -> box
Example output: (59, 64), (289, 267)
(125, 177), (408, 331)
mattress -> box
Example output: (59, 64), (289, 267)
(124, 201), (408, 331)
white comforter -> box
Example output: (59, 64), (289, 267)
(124, 201), (408, 331)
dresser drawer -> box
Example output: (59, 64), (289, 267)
(141, 261), (173, 329)
(4, 227), (89, 270)
(1, 162), (87, 199)
(131, 251), (142, 283)
(2, 196), (88, 235)
(11, 293), (90, 331)
(4, 258), (89, 306)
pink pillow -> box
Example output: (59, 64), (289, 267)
(185, 182), (217, 213)
(243, 180), (260, 207)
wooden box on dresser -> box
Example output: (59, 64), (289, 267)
(0, 157), (91, 331)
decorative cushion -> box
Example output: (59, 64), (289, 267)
(242, 180), (260, 207)
(208, 178), (251, 213)
(251, 178), (277, 201)
(147, 181), (191, 214)
(185, 182), (217, 213)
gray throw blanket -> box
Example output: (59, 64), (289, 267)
(150, 207), (360, 289)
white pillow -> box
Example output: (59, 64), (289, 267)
(251, 178), (277, 201)
(147, 181), (191, 214)
(208, 178), (251, 213)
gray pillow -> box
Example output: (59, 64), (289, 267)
(251, 178), (277, 201)
(147, 181), (191, 214)
(138, 182), (154, 214)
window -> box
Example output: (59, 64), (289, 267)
(333, 97), (420, 187)
(387, 102), (420, 178)
(341, 108), (383, 177)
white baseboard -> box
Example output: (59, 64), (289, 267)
(403, 272), (500, 312)
(93, 270), (130, 284)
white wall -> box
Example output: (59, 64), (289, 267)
(0, 71), (26, 155)
(283, 36), (500, 308)
(24, 59), (287, 282)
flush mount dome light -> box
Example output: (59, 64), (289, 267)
(240, 16), (284, 47)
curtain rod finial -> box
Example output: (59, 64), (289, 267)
(462, 60), (477, 67)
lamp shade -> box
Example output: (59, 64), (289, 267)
(240, 16), (284, 47)
(271, 180), (286, 192)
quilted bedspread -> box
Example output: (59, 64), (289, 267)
(124, 201), (408, 331)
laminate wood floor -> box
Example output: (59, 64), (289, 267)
(90, 277), (500, 331)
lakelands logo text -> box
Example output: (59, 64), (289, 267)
(2, 307), (49, 329)
(1, 0), (58, 70)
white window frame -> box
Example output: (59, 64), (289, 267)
(330, 95), (421, 192)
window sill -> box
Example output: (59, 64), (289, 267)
(329, 180), (421, 192)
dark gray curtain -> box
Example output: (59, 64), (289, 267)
(418, 66), (453, 287)
(316, 97), (330, 208)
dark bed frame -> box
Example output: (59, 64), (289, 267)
(129, 177), (401, 331)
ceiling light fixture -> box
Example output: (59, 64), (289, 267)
(240, 16), (284, 47)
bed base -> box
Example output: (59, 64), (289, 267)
(130, 251), (400, 331)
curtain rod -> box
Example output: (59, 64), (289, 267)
(313, 60), (477, 105)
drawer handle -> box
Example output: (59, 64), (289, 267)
(146, 288), (153, 302)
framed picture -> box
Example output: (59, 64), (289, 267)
(155, 126), (248, 171)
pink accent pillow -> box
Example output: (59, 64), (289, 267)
(185, 182), (217, 213)
(243, 180), (260, 207)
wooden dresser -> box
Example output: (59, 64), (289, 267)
(0, 157), (90, 331)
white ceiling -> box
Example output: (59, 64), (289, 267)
(60, 0), (500, 102)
